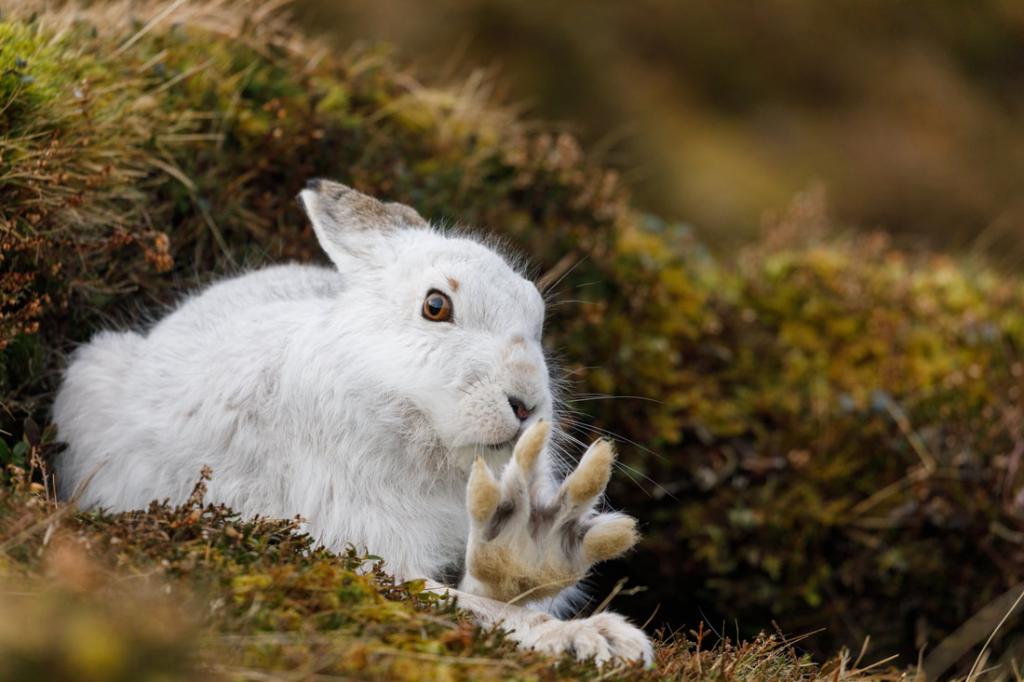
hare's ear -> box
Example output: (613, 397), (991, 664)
(298, 178), (427, 269)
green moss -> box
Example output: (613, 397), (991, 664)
(0, 21), (68, 119)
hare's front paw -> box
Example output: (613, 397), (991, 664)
(463, 420), (640, 603)
(515, 612), (654, 666)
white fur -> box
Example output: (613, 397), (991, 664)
(53, 180), (653, 666)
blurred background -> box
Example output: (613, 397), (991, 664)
(294, 0), (1024, 263)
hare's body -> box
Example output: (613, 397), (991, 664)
(54, 180), (654, 665)
(55, 263), (469, 579)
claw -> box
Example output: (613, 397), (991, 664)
(582, 515), (639, 563)
(467, 457), (501, 523)
(513, 419), (549, 474)
(564, 439), (614, 505)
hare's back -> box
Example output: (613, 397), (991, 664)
(141, 262), (342, 390)
(54, 264), (341, 507)
(177, 264), (342, 321)
(142, 263), (341, 346)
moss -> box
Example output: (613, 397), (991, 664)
(0, 467), (895, 681)
(590, 231), (1024, 658)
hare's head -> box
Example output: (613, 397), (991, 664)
(300, 179), (552, 469)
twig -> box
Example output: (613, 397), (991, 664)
(884, 400), (937, 472)
(967, 586), (1024, 681)
(592, 577), (628, 615)
(537, 252), (580, 293)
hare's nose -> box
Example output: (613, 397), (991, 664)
(507, 396), (532, 422)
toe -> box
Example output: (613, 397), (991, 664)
(521, 614), (652, 667)
(467, 457), (501, 523)
(582, 514), (640, 564)
(563, 439), (614, 506)
(569, 622), (614, 663)
(513, 419), (550, 473)
(590, 612), (655, 666)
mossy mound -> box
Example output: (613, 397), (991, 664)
(590, 226), (1024, 662)
(1, 467), (894, 681)
(0, 0), (1021, 676)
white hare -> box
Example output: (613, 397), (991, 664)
(53, 179), (654, 665)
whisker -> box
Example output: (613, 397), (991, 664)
(566, 394), (665, 405)
(560, 417), (669, 463)
(612, 460), (676, 501)
(538, 254), (587, 298)
(558, 365), (607, 378)
(546, 299), (600, 308)
(558, 416), (682, 498)
(545, 440), (575, 477)
(555, 429), (672, 500)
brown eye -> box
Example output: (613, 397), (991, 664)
(422, 290), (453, 322)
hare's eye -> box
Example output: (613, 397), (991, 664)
(422, 290), (453, 322)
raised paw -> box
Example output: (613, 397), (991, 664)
(513, 611), (654, 667)
(462, 420), (641, 603)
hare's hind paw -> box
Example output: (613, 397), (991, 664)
(463, 421), (641, 603)
(515, 612), (654, 667)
